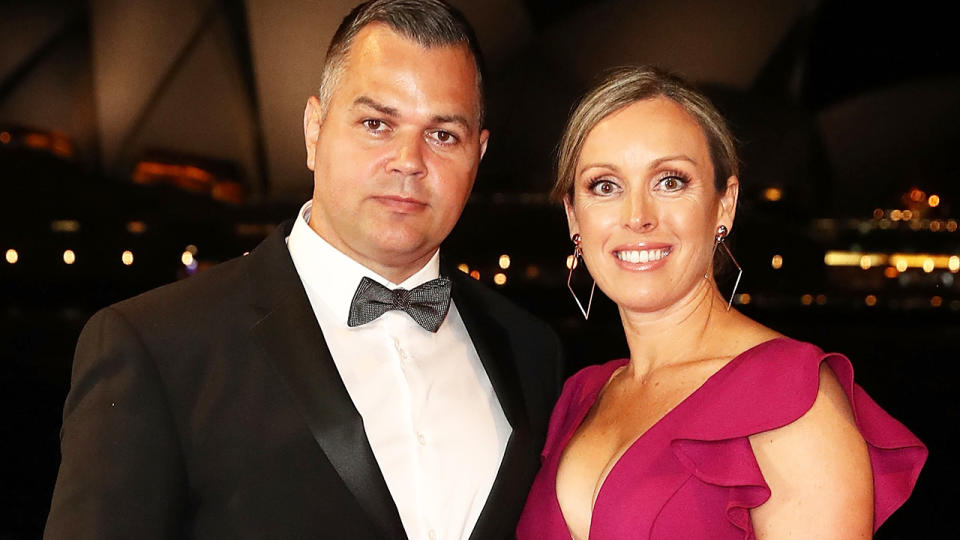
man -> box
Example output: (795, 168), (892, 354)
(44, 1), (562, 539)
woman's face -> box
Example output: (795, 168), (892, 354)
(564, 97), (738, 314)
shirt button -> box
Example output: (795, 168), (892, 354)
(428, 530), (437, 540)
(416, 432), (426, 446)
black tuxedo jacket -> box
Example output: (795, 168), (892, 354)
(44, 220), (563, 540)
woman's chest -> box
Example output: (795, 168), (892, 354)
(554, 384), (694, 538)
(548, 414), (748, 540)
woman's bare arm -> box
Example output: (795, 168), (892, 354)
(749, 362), (874, 539)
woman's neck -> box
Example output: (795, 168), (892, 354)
(617, 279), (732, 381)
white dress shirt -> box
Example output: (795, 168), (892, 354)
(286, 201), (511, 540)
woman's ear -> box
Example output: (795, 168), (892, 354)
(563, 194), (579, 240)
(717, 176), (739, 231)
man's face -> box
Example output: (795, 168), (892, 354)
(304, 24), (488, 283)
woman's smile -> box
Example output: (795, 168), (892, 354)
(613, 245), (672, 267)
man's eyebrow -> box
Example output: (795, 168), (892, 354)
(432, 114), (473, 134)
(352, 96), (399, 117)
(353, 96), (476, 134)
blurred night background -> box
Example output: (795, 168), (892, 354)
(1, 0), (958, 537)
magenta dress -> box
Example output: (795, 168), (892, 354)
(517, 338), (927, 539)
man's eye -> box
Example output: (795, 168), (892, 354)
(363, 119), (385, 131)
(429, 130), (458, 145)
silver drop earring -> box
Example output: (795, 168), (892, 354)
(567, 234), (596, 320)
(713, 225), (742, 311)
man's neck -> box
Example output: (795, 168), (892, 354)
(306, 214), (435, 286)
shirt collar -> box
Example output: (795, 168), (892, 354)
(287, 200), (441, 325)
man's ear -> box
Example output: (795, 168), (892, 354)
(304, 96), (323, 171)
(479, 129), (490, 161)
(563, 194), (579, 239)
(717, 175), (739, 232)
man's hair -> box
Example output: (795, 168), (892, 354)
(553, 65), (739, 202)
(318, 0), (486, 125)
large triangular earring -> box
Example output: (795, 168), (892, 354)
(713, 225), (742, 311)
(567, 233), (596, 320)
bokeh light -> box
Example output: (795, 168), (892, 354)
(763, 187), (782, 201)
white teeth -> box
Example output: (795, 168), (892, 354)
(616, 248), (670, 263)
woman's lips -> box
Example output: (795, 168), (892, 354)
(612, 245), (672, 269)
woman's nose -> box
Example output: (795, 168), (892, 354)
(622, 191), (657, 232)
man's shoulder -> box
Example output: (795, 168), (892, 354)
(109, 254), (251, 326)
(107, 221), (295, 328)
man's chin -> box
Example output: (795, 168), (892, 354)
(371, 241), (437, 264)
(369, 225), (440, 252)
(348, 234), (439, 272)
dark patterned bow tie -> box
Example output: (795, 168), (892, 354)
(347, 276), (452, 332)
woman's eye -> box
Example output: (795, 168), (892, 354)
(658, 176), (686, 192)
(590, 180), (619, 195)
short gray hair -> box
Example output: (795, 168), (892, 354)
(318, 0), (486, 125)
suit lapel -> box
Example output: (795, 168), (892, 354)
(246, 222), (406, 540)
(451, 274), (537, 540)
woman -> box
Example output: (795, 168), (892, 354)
(517, 66), (926, 539)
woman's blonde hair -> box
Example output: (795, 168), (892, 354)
(552, 66), (738, 202)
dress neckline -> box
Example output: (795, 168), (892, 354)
(555, 336), (790, 539)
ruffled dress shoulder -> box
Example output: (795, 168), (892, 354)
(516, 337), (927, 539)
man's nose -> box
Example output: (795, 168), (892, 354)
(622, 191), (658, 232)
(388, 131), (427, 178)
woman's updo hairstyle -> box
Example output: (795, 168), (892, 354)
(552, 65), (738, 202)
